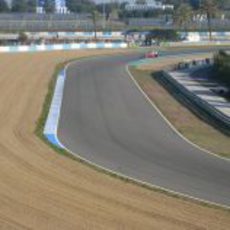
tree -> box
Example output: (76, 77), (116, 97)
(109, 7), (119, 21)
(135, 0), (146, 4)
(18, 32), (28, 44)
(11, 0), (28, 12)
(27, 0), (37, 13)
(173, 3), (193, 31)
(97, 2), (119, 21)
(146, 29), (179, 42)
(219, 0), (230, 9)
(0, 0), (9, 12)
(97, 3), (111, 21)
(188, 0), (200, 9)
(66, 0), (78, 12)
(213, 50), (230, 88)
(90, 10), (101, 40)
(44, 0), (55, 13)
(66, 0), (96, 13)
(200, 0), (219, 40)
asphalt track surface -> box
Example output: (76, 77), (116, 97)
(58, 49), (230, 207)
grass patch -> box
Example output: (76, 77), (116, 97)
(130, 67), (230, 159)
(35, 54), (229, 212)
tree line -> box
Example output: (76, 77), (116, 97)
(0, 0), (39, 13)
(0, 0), (229, 39)
(173, 0), (229, 40)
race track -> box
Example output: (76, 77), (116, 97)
(58, 51), (230, 207)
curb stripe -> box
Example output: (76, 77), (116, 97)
(44, 69), (65, 149)
(0, 42), (128, 53)
(44, 55), (230, 209)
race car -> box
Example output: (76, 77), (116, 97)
(145, 50), (159, 58)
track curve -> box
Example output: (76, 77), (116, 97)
(58, 50), (230, 207)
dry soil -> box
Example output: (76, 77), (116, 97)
(0, 50), (229, 230)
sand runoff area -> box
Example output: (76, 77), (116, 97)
(0, 50), (229, 229)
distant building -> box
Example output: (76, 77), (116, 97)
(37, 0), (68, 14)
(125, 0), (174, 11)
(55, 0), (68, 14)
(36, 0), (44, 13)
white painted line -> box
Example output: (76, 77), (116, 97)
(125, 65), (230, 162)
(57, 120), (230, 210)
(45, 56), (229, 210)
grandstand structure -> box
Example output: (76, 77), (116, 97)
(0, 13), (90, 31)
(0, 12), (125, 32)
(4, 0), (68, 14)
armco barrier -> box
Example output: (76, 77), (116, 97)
(0, 42), (127, 53)
(156, 70), (230, 136)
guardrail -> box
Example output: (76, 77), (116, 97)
(0, 42), (128, 53)
(156, 70), (230, 136)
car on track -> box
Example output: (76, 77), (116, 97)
(145, 50), (159, 58)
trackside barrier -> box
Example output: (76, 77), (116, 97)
(157, 71), (230, 136)
(0, 42), (128, 53)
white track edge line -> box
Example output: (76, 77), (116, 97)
(126, 65), (230, 162)
(57, 130), (230, 210)
(52, 58), (230, 210)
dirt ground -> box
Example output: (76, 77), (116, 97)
(0, 50), (229, 230)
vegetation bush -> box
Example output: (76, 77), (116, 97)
(146, 29), (179, 42)
(213, 50), (230, 87)
(18, 32), (28, 44)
